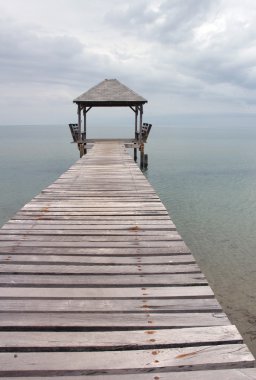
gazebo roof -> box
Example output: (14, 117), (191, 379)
(73, 79), (147, 107)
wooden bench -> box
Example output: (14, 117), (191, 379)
(69, 124), (86, 143)
(141, 123), (152, 142)
(69, 123), (79, 142)
(135, 123), (152, 142)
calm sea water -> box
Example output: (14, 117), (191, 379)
(1, 123), (256, 355)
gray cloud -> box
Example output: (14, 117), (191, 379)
(0, 0), (256, 124)
(105, 0), (216, 43)
(0, 20), (101, 86)
(106, 0), (256, 95)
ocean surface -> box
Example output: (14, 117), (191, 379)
(1, 123), (256, 355)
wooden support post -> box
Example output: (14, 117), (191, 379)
(139, 105), (143, 143)
(134, 147), (137, 162)
(133, 106), (138, 162)
(140, 143), (144, 169)
(77, 104), (82, 141)
(135, 106), (138, 140)
(83, 108), (87, 155)
(144, 154), (148, 169)
(138, 104), (145, 169)
(79, 143), (84, 158)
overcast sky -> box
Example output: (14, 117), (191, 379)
(1, 0), (256, 126)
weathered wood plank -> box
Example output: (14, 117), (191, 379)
(30, 197), (161, 202)
(0, 248), (192, 260)
(2, 220), (176, 232)
(3, 220), (175, 226)
(23, 201), (165, 207)
(11, 213), (169, 224)
(0, 229), (177, 236)
(0, 344), (253, 376)
(38, 191), (159, 196)
(0, 263), (201, 274)
(0, 273), (207, 286)
(0, 298), (221, 312)
(0, 241), (185, 255)
(0, 326), (242, 350)
(22, 204), (166, 209)
(17, 204), (167, 210)
(12, 212), (169, 218)
(0, 254), (195, 265)
(5, 368), (256, 379)
(0, 241), (184, 248)
(0, 244), (191, 255)
(0, 286), (213, 298)
(0, 312), (231, 329)
(10, 215), (171, 221)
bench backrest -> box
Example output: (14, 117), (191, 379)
(69, 124), (79, 142)
(141, 123), (152, 142)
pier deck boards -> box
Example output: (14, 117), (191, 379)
(0, 141), (255, 378)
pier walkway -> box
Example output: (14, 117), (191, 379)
(0, 141), (255, 378)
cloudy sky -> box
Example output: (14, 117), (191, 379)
(1, 0), (256, 126)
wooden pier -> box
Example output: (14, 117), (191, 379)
(0, 140), (255, 378)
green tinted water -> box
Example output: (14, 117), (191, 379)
(146, 125), (256, 355)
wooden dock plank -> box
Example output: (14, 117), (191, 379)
(0, 298), (222, 312)
(10, 215), (171, 220)
(0, 234), (182, 242)
(3, 220), (176, 226)
(0, 244), (191, 255)
(0, 140), (254, 377)
(0, 273), (208, 286)
(0, 344), (253, 376)
(0, 312), (230, 330)
(0, 326), (242, 350)
(0, 254), (196, 265)
(0, 229), (177, 236)
(5, 369), (256, 379)
(0, 286), (214, 298)
(0, 263), (201, 274)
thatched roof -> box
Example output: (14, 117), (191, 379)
(73, 79), (147, 107)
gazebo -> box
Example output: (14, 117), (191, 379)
(70, 79), (151, 164)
